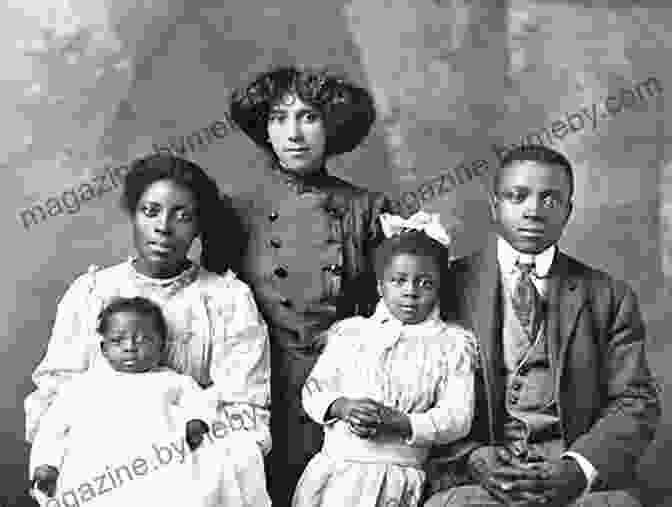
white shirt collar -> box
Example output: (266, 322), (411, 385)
(497, 237), (556, 277)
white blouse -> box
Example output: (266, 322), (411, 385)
(25, 258), (271, 455)
(302, 302), (476, 466)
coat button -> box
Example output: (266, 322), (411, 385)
(270, 238), (282, 248)
(511, 381), (522, 391)
(268, 211), (279, 222)
(274, 266), (288, 278)
(322, 264), (343, 275)
(280, 298), (293, 308)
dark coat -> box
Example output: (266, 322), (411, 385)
(435, 237), (660, 490)
(217, 165), (390, 473)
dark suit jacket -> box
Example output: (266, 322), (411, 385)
(436, 237), (661, 490)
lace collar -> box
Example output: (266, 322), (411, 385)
(126, 257), (200, 295)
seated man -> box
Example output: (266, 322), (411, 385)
(425, 145), (660, 506)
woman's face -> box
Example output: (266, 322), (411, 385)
(267, 94), (327, 175)
(132, 179), (199, 278)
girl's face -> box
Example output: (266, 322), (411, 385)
(267, 94), (327, 175)
(100, 311), (163, 373)
(377, 253), (440, 324)
(132, 179), (199, 278)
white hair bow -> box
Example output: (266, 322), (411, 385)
(379, 211), (452, 248)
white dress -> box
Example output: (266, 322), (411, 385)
(25, 259), (272, 507)
(293, 302), (476, 507)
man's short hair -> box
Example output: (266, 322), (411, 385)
(495, 145), (574, 199)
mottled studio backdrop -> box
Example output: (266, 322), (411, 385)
(3, 0), (671, 505)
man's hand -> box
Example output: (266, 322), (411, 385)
(496, 457), (587, 506)
(32, 464), (59, 497)
(467, 446), (550, 506)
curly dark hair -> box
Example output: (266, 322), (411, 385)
(373, 230), (450, 282)
(229, 66), (377, 159)
(121, 153), (245, 275)
(96, 296), (167, 345)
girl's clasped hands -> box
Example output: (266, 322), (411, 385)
(329, 397), (412, 440)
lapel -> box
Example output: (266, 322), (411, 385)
(458, 238), (502, 437)
(458, 243), (588, 438)
(545, 251), (587, 375)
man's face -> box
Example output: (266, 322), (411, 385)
(493, 160), (572, 254)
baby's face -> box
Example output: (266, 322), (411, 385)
(100, 311), (163, 373)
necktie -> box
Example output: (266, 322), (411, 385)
(512, 260), (540, 338)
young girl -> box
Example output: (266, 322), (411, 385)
(293, 211), (476, 507)
(29, 297), (213, 506)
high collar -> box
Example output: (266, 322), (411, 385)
(127, 257), (199, 294)
(367, 300), (444, 352)
(370, 299), (442, 330)
(497, 237), (556, 277)
(269, 157), (329, 191)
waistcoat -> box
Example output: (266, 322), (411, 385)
(501, 286), (562, 458)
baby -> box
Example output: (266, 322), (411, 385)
(293, 212), (477, 507)
(30, 297), (211, 502)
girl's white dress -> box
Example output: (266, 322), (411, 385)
(25, 259), (272, 507)
(293, 301), (476, 507)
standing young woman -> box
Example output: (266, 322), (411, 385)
(224, 66), (391, 506)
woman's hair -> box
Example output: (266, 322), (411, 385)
(229, 66), (377, 159)
(121, 153), (245, 275)
(373, 230), (450, 282)
(96, 297), (168, 344)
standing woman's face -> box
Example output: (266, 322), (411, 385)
(267, 94), (327, 175)
(132, 179), (199, 278)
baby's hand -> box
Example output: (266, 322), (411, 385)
(32, 465), (59, 497)
(185, 419), (210, 451)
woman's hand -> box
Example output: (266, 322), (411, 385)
(32, 464), (59, 497)
(185, 419), (211, 451)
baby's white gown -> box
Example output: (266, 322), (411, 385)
(30, 360), (269, 506)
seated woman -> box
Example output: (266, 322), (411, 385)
(25, 154), (272, 507)
(293, 212), (476, 507)
(227, 65), (391, 505)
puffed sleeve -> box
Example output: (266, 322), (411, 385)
(205, 277), (272, 455)
(301, 320), (353, 424)
(29, 379), (78, 478)
(406, 328), (476, 447)
(25, 267), (101, 443)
